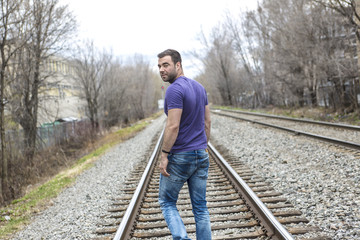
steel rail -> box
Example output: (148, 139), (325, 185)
(214, 111), (360, 150)
(214, 108), (360, 131)
(113, 129), (163, 240)
(208, 142), (294, 240)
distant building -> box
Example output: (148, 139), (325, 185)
(37, 56), (87, 125)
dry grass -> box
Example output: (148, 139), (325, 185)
(262, 106), (360, 125)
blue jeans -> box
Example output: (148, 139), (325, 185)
(159, 149), (211, 240)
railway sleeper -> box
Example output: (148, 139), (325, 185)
(131, 221), (261, 239)
(140, 206), (249, 215)
(135, 216), (258, 230)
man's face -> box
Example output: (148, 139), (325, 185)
(158, 55), (178, 83)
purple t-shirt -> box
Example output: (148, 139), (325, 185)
(164, 76), (208, 153)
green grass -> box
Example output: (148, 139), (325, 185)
(0, 115), (157, 239)
(0, 174), (75, 238)
(76, 144), (110, 165)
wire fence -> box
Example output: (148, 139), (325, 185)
(3, 119), (95, 159)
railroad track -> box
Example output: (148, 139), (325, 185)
(212, 108), (360, 151)
(94, 130), (327, 240)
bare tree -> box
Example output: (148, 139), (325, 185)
(312, 0), (360, 111)
(8, 0), (76, 164)
(314, 0), (360, 39)
(100, 58), (127, 127)
(73, 40), (112, 132)
(126, 55), (156, 119)
(224, 10), (267, 108)
(192, 0), (358, 113)
(0, 0), (28, 203)
(254, 0), (312, 107)
(236, 0), (358, 112)
(99, 54), (162, 128)
(195, 25), (241, 106)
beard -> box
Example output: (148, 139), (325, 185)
(161, 70), (178, 84)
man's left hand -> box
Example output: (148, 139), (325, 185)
(159, 154), (170, 177)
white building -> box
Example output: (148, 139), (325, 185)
(38, 56), (87, 125)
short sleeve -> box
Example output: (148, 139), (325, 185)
(165, 84), (184, 110)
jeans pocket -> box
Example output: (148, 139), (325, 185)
(167, 161), (191, 183)
(196, 159), (209, 179)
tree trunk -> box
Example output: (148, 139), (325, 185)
(23, 120), (37, 164)
(351, 79), (359, 111)
(0, 41), (9, 202)
(0, 64), (6, 204)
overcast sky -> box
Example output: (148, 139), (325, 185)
(61, 0), (258, 77)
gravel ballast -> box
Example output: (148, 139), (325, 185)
(211, 114), (360, 239)
(12, 115), (165, 240)
(10, 113), (360, 239)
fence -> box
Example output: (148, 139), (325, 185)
(3, 119), (94, 159)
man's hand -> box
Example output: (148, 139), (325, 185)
(159, 153), (170, 177)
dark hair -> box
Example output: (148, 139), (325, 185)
(157, 49), (182, 67)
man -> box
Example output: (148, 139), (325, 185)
(157, 49), (211, 240)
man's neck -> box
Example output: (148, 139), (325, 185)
(169, 74), (184, 84)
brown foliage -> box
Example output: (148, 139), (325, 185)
(2, 134), (91, 205)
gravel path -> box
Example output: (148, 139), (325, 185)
(211, 114), (360, 239)
(12, 115), (165, 240)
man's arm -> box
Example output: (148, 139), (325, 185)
(159, 108), (182, 177)
(205, 105), (211, 143)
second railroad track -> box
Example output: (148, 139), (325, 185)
(212, 108), (360, 151)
